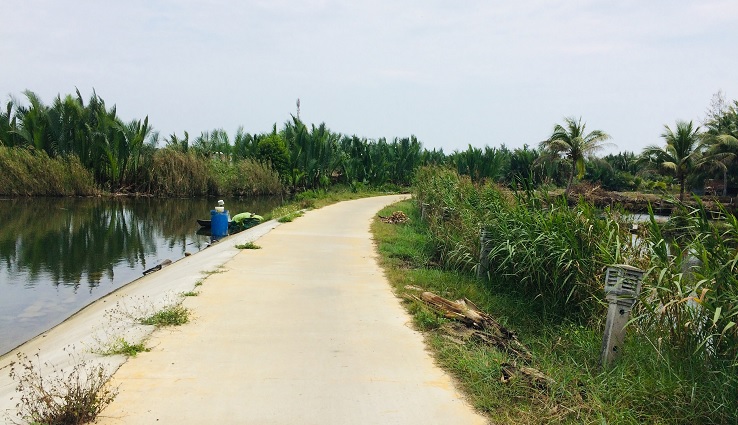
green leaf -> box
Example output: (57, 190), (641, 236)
(712, 306), (722, 326)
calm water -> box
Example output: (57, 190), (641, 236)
(0, 196), (282, 355)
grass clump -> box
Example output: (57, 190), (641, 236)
(95, 337), (150, 357)
(202, 266), (226, 276)
(277, 211), (303, 223)
(8, 352), (118, 425)
(235, 242), (261, 249)
(182, 291), (199, 297)
(140, 305), (190, 327)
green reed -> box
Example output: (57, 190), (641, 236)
(411, 166), (738, 422)
(0, 145), (98, 196)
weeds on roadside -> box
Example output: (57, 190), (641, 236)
(93, 337), (150, 357)
(202, 266), (226, 276)
(140, 305), (190, 327)
(278, 211), (303, 223)
(235, 242), (261, 249)
(8, 351), (118, 425)
(105, 295), (190, 328)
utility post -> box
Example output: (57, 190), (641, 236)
(477, 229), (492, 280)
(600, 264), (644, 366)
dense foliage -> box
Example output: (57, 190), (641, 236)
(412, 166), (738, 422)
(1, 89), (737, 198)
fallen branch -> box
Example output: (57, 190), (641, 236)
(143, 259), (172, 275)
(414, 291), (532, 361)
(500, 362), (554, 389)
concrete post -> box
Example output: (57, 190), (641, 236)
(600, 264), (644, 366)
(420, 203), (429, 222)
(477, 229), (492, 280)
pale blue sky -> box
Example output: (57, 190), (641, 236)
(2, 0), (737, 154)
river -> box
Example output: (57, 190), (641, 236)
(0, 196), (283, 355)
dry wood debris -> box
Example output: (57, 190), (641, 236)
(378, 211), (409, 224)
(413, 290), (553, 389)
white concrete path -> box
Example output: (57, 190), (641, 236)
(4, 195), (488, 424)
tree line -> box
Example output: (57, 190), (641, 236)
(1, 89), (736, 197)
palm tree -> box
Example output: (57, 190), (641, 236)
(641, 120), (702, 201)
(699, 134), (737, 196)
(540, 116), (612, 195)
(700, 100), (738, 196)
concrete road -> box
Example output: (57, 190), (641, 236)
(4, 195), (488, 424)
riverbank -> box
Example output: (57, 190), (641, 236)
(0, 218), (282, 419)
(562, 183), (737, 215)
(2, 195), (489, 425)
(0, 195), (286, 356)
(0, 145), (283, 197)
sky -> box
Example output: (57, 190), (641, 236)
(2, 0), (737, 154)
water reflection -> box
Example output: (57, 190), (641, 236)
(0, 196), (282, 354)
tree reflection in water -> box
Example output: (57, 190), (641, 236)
(0, 196), (282, 354)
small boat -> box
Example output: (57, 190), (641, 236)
(196, 213), (262, 229)
(196, 218), (236, 228)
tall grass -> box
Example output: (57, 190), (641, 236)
(413, 166), (626, 319)
(140, 149), (284, 197)
(0, 146), (98, 196)
(411, 166), (738, 422)
(143, 149), (211, 196)
(207, 157), (283, 196)
(639, 199), (738, 367)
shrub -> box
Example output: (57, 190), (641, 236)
(9, 352), (118, 425)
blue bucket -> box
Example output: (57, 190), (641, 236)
(211, 210), (229, 238)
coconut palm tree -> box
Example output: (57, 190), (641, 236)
(700, 100), (738, 196)
(540, 116), (612, 195)
(698, 134), (737, 196)
(641, 120), (702, 201)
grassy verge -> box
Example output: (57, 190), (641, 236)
(372, 199), (736, 424)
